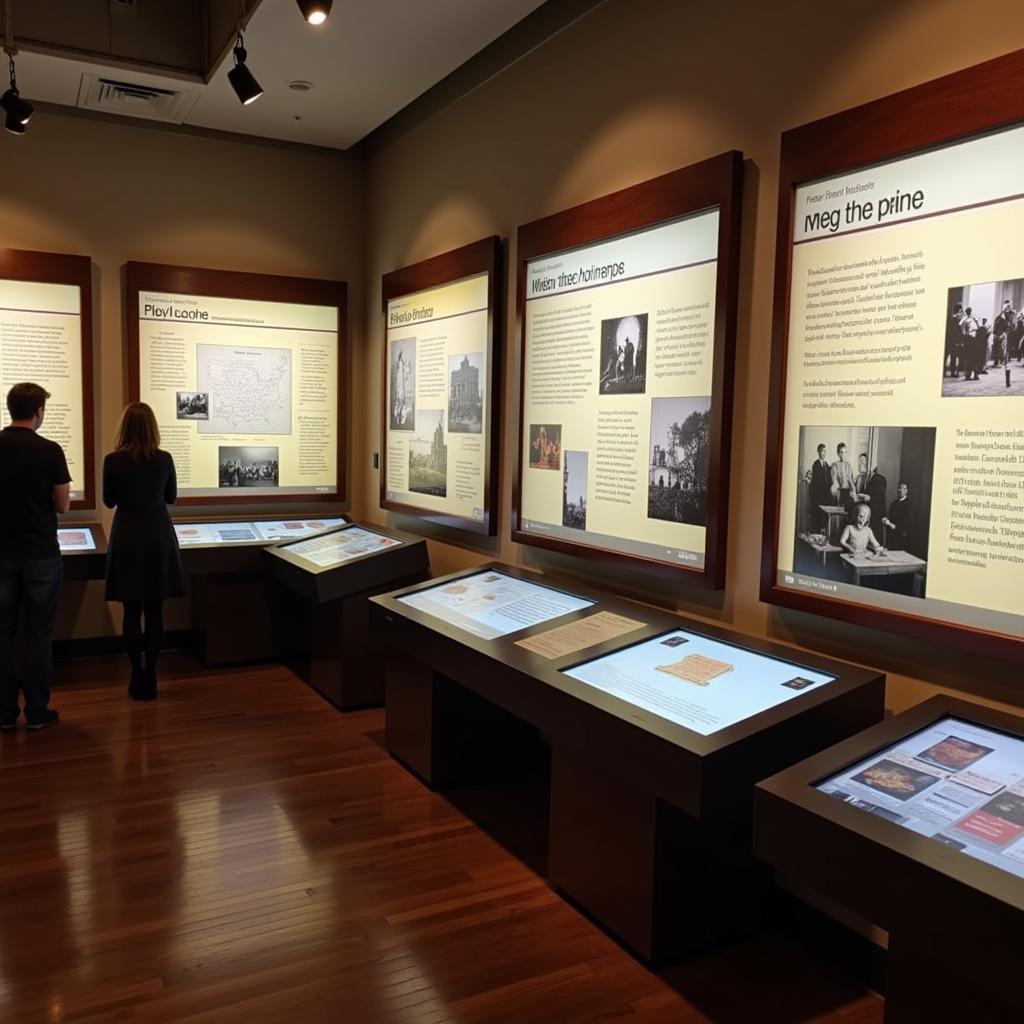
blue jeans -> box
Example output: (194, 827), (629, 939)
(0, 556), (62, 721)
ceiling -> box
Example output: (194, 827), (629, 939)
(11, 0), (551, 151)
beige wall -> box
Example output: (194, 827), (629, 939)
(361, 0), (1024, 714)
(1, 111), (363, 639)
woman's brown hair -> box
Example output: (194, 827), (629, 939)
(114, 402), (161, 460)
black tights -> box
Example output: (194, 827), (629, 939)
(122, 600), (164, 674)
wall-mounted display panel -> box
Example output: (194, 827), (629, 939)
(563, 628), (835, 737)
(126, 262), (346, 506)
(381, 237), (502, 535)
(513, 153), (743, 587)
(762, 50), (1024, 661)
(174, 517), (345, 548)
(397, 568), (594, 640)
(0, 249), (94, 508)
(817, 715), (1024, 879)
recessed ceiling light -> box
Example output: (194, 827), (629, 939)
(287, 80), (314, 93)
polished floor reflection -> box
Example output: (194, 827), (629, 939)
(0, 656), (883, 1023)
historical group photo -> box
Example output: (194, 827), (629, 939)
(943, 279), (1024, 396)
(529, 423), (561, 471)
(176, 391), (209, 420)
(793, 425), (936, 597)
(218, 446), (279, 488)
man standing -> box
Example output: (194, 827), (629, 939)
(830, 442), (856, 513)
(0, 383), (69, 730)
(805, 443), (832, 530)
(882, 481), (917, 555)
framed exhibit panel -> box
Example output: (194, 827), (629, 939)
(756, 695), (1024, 1019)
(380, 236), (502, 535)
(512, 152), (743, 587)
(125, 261), (347, 506)
(761, 49), (1024, 662)
(0, 248), (95, 508)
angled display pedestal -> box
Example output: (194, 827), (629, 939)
(756, 696), (1024, 1021)
(370, 563), (884, 963)
(266, 522), (429, 710)
(58, 524), (108, 581)
(176, 516), (348, 666)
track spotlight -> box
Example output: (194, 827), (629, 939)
(296, 1), (332, 25)
(1, 52), (31, 133)
(3, 109), (24, 134)
(227, 32), (263, 106)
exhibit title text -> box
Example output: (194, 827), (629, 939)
(531, 260), (626, 294)
(390, 306), (434, 326)
(144, 303), (209, 321)
(803, 187), (926, 235)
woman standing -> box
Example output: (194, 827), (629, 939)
(103, 403), (183, 700)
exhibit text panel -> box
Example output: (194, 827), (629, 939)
(281, 526), (401, 570)
(520, 211), (719, 569)
(137, 290), (338, 498)
(563, 629), (834, 735)
(174, 518), (344, 547)
(398, 570), (593, 640)
(0, 278), (86, 500)
(385, 273), (489, 524)
(818, 716), (1024, 880)
(775, 123), (1024, 643)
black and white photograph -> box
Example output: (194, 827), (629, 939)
(599, 313), (648, 395)
(943, 280), (1024, 396)
(389, 337), (416, 430)
(528, 423), (561, 470)
(647, 396), (710, 526)
(218, 446), (279, 488)
(176, 391), (209, 420)
(793, 425), (936, 597)
(408, 409), (447, 497)
(561, 450), (588, 530)
(447, 352), (484, 433)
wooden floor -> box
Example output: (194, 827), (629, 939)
(0, 656), (884, 1023)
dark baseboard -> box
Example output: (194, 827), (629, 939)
(54, 630), (194, 661)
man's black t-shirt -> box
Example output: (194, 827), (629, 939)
(0, 426), (71, 558)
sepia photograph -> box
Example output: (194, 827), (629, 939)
(176, 391), (209, 420)
(408, 409), (447, 496)
(943, 280), (1024, 396)
(389, 337), (417, 430)
(448, 352), (484, 433)
(794, 425), (936, 597)
(218, 446), (279, 488)
(647, 396), (711, 526)
(528, 423), (561, 470)
(599, 313), (648, 395)
(562, 450), (588, 530)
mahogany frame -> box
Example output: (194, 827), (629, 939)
(0, 248), (95, 510)
(760, 48), (1024, 663)
(379, 236), (503, 536)
(511, 152), (744, 588)
(124, 261), (347, 507)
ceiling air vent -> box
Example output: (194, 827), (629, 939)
(77, 74), (200, 124)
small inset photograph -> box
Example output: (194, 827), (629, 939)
(408, 409), (447, 496)
(943, 281), (1024, 396)
(176, 391), (209, 420)
(793, 425), (936, 598)
(599, 314), (648, 395)
(448, 352), (483, 434)
(218, 446), (279, 488)
(851, 759), (941, 801)
(389, 337), (416, 430)
(529, 423), (561, 470)
(915, 734), (994, 773)
(782, 676), (816, 690)
(660, 635), (689, 648)
(562, 450), (588, 530)
(647, 396), (711, 526)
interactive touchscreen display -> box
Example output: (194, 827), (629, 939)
(397, 570), (593, 640)
(57, 527), (96, 552)
(174, 519), (344, 547)
(519, 210), (720, 570)
(281, 526), (401, 569)
(817, 717), (1024, 880)
(773, 121), (1024, 644)
(563, 629), (835, 736)
(135, 284), (340, 499)
(384, 273), (490, 525)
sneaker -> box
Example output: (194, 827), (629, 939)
(26, 709), (59, 731)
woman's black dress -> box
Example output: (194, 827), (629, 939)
(103, 449), (184, 602)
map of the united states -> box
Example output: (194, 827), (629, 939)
(197, 344), (292, 435)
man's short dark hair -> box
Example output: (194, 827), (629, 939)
(6, 382), (50, 420)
